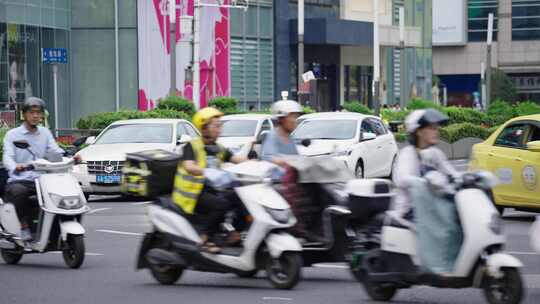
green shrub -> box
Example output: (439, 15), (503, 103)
(443, 107), (488, 125)
(381, 109), (410, 122)
(303, 106), (316, 114)
(440, 123), (490, 143)
(487, 100), (517, 126)
(393, 132), (408, 143)
(406, 98), (444, 111)
(342, 102), (374, 115)
(209, 97), (239, 114)
(491, 69), (517, 102)
(487, 125), (501, 136)
(0, 127), (9, 160)
(515, 101), (540, 116)
(157, 96), (195, 116)
(76, 109), (191, 130)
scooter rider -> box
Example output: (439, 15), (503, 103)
(2, 97), (65, 241)
(173, 107), (248, 253)
(392, 109), (458, 219)
(260, 94), (303, 165)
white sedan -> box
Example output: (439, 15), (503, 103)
(292, 112), (398, 178)
(73, 119), (199, 196)
(218, 114), (274, 154)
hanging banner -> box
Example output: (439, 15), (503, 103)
(137, 0), (230, 110)
(432, 0), (467, 46)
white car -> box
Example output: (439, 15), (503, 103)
(73, 119), (199, 196)
(292, 112), (398, 178)
(218, 114), (274, 154)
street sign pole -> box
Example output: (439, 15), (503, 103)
(373, 0), (380, 116)
(52, 64), (59, 137)
(298, 0), (304, 99)
(486, 13), (494, 110)
(170, 0), (177, 97)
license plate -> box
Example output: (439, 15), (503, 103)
(96, 175), (121, 184)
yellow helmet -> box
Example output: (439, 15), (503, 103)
(192, 107), (224, 131)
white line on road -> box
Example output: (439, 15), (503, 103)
(96, 229), (144, 236)
(48, 251), (104, 256)
(131, 201), (152, 206)
(507, 251), (538, 256)
(312, 263), (348, 269)
(262, 297), (293, 301)
(87, 208), (111, 215)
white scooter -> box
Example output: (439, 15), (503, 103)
(0, 141), (89, 269)
(136, 162), (303, 289)
(358, 171), (524, 304)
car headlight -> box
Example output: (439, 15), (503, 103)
(51, 194), (83, 210)
(264, 206), (292, 224)
(489, 213), (504, 235)
(331, 150), (352, 157)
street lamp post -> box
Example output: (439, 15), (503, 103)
(169, 0), (177, 97)
(399, 6), (406, 109)
(372, 0), (380, 116)
(298, 0), (304, 97)
(485, 13), (494, 109)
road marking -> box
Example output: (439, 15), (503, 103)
(96, 229), (144, 236)
(262, 297), (292, 301)
(507, 251), (538, 256)
(312, 263), (348, 269)
(87, 208), (111, 215)
(48, 251), (104, 256)
(132, 201), (152, 206)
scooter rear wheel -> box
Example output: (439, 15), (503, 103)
(62, 235), (85, 269)
(149, 264), (184, 285)
(1, 249), (23, 265)
(363, 280), (398, 302)
(266, 252), (302, 290)
(483, 268), (523, 304)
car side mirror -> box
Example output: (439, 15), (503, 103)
(73, 136), (88, 147)
(13, 140), (30, 149)
(177, 134), (192, 145)
(85, 136), (96, 145)
(256, 131), (269, 144)
(361, 132), (377, 142)
(527, 140), (540, 152)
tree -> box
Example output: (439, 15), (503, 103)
(491, 68), (517, 103)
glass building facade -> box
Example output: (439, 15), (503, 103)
(468, 0), (499, 42)
(512, 0), (540, 40)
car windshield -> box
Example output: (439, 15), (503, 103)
(95, 124), (173, 144)
(293, 120), (357, 140)
(220, 120), (258, 137)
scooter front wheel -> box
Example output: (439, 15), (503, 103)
(266, 252), (302, 290)
(483, 268), (523, 304)
(62, 235), (85, 269)
(149, 264), (184, 285)
(362, 279), (398, 302)
(1, 248), (23, 265)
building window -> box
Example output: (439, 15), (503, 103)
(512, 0), (540, 40)
(231, 1), (274, 110)
(468, 0), (498, 42)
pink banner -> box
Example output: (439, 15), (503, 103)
(138, 0), (230, 110)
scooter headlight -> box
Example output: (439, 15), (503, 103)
(489, 213), (504, 235)
(51, 194), (83, 210)
(264, 207), (292, 224)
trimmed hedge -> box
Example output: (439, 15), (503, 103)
(515, 101), (540, 116)
(76, 109), (191, 130)
(209, 97), (240, 114)
(406, 98), (444, 111)
(157, 96), (195, 116)
(342, 102), (374, 115)
(486, 100), (516, 126)
(439, 123), (490, 144)
(443, 107), (488, 126)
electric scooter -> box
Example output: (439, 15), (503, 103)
(136, 162), (303, 289)
(0, 141), (90, 269)
(357, 171), (524, 304)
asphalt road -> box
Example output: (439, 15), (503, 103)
(1, 160), (539, 304)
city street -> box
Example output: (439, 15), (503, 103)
(1, 160), (540, 304)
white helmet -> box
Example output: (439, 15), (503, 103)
(404, 109), (448, 134)
(271, 91), (303, 118)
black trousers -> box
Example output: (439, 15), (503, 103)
(5, 180), (37, 225)
(194, 188), (241, 236)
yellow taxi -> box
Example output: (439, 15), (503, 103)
(469, 114), (540, 213)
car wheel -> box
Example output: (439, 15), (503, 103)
(355, 161), (364, 178)
(387, 156), (397, 180)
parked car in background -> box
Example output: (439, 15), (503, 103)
(292, 112), (398, 178)
(218, 114), (274, 154)
(73, 119), (199, 197)
(469, 114), (540, 213)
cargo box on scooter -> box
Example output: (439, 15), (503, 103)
(121, 149), (180, 199)
(345, 179), (394, 225)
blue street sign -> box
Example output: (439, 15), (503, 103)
(42, 48), (68, 64)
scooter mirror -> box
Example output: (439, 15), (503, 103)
(73, 137), (88, 147)
(301, 138), (311, 147)
(13, 140), (30, 149)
